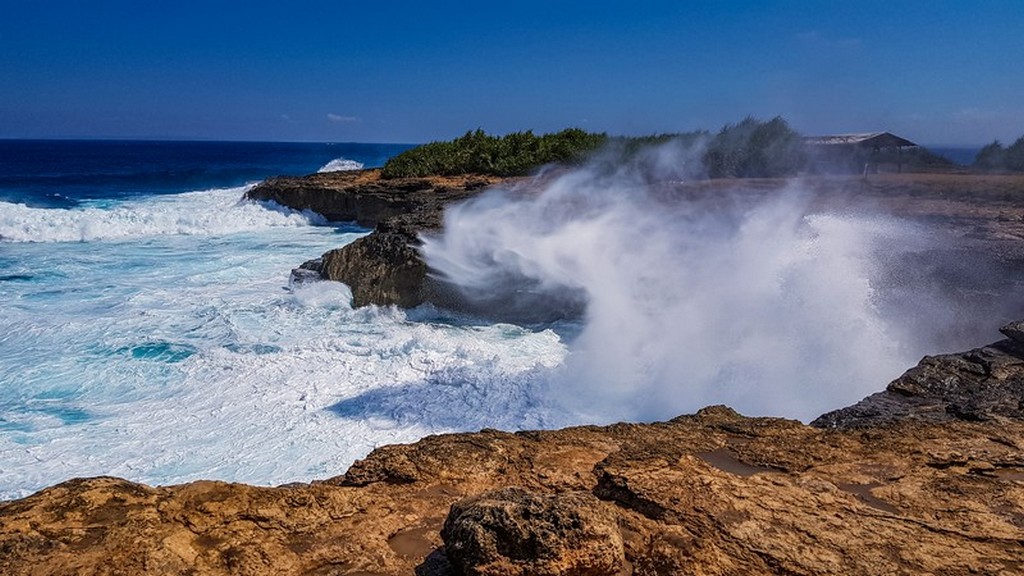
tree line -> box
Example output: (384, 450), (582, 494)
(974, 138), (1024, 171)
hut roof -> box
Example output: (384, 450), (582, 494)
(804, 132), (918, 148)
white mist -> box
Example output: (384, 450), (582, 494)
(421, 160), (922, 423)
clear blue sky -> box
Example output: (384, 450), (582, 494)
(2, 1), (1022, 145)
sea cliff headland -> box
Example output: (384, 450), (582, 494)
(247, 168), (1024, 317)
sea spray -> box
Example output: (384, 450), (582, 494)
(421, 154), (928, 423)
(317, 158), (365, 173)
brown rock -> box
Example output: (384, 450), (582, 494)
(245, 169), (501, 228)
(1001, 320), (1024, 345)
(4, 402), (1024, 575)
(441, 487), (624, 576)
(318, 228), (428, 308)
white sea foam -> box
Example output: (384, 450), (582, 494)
(0, 190), (568, 498)
(317, 158), (365, 173)
(0, 186), (323, 243)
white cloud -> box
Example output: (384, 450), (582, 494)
(327, 113), (359, 124)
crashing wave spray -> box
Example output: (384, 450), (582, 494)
(421, 148), (926, 423)
(318, 158), (365, 173)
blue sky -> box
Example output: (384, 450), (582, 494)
(1, 1), (1022, 145)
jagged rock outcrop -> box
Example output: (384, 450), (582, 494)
(3, 324), (1024, 575)
(248, 169), (506, 307)
(246, 170), (499, 228)
(311, 216), (431, 308)
(813, 321), (1024, 429)
(441, 488), (624, 576)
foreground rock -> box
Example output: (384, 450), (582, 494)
(441, 488), (624, 576)
(3, 325), (1024, 575)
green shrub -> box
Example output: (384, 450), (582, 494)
(380, 128), (608, 178)
(703, 116), (806, 178)
(974, 137), (1024, 171)
(974, 141), (1007, 170)
(1006, 137), (1024, 171)
(384, 117), (971, 180)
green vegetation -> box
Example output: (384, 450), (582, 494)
(381, 117), (958, 180)
(380, 128), (608, 178)
(974, 137), (1024, 171)
(381, 118), (808, 180)
(704, 116), (805, 178)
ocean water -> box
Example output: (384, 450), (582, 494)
(0, 141), (568, 499)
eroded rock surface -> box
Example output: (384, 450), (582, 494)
(246, 170), (500, 228)
(441, 487), (624, 576)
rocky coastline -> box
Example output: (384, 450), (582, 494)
(245, 169), (506, 308)
(3, 170), (1024, 574)
(247, 170), (1024, 313)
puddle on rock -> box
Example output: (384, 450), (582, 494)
(388, 525), (438, 559)
(838, 482), (899, 514)
(697, 448), (777, 477)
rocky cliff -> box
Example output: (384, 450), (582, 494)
(249, 171), (1024, 312)
(2, 324), (1024, 575)
(246, 170), (505, 308)
(814, 322), (1024, 429)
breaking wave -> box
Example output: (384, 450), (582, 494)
(0, 186), (324, 243)
(317, 158), (365, 173)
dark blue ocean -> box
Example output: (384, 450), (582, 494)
(0, 140), (567, 499)
(0, 140), (412, 210)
